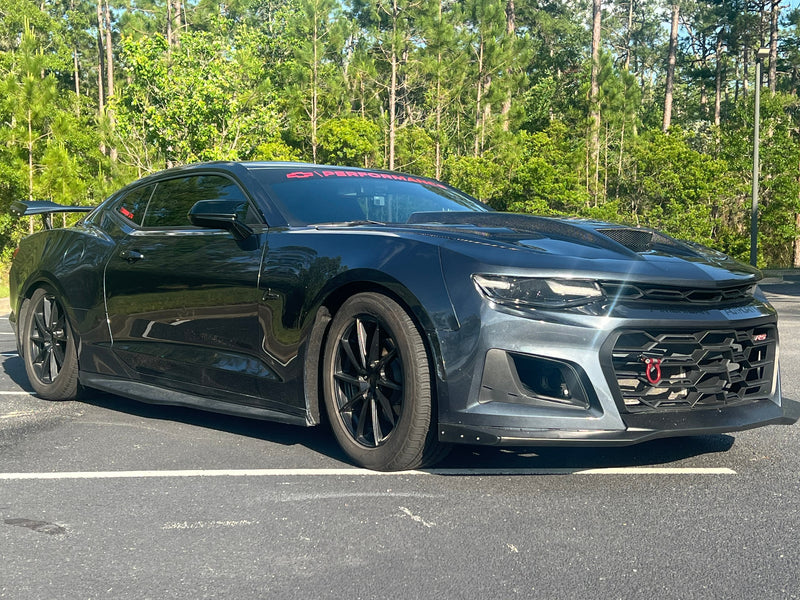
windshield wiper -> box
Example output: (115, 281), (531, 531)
(314, 220), (387, 228)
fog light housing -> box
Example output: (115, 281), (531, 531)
(479, 350), (593, 410)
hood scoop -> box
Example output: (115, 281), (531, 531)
(596, 228), (654, 252)
(595, 227), (706, 257)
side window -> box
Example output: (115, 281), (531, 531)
(142, 175), (258, 229)
(115, 184), (154, 226)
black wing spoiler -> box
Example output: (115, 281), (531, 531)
(11, 200), (95, 230)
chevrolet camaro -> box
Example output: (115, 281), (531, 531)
(9, 162), (798, 470)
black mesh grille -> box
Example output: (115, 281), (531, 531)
(596, 228), (654, 252)
(610, 326), (776, 411)
(601, 282), (754, 305)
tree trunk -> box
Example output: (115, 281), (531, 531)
(172, 0), (182, 45)
(104, 0), (116, 161)
(795, 213), (800, 268)
(662, 3), (679, 132)
(589, 0), (601, 201)
(167, 0), (181, 47)
(27, 108), (34, 202)
(474, 37), (484, 157)
(743, 48), (749, 98)
(96, 0), (106, 155)
(166, 1), (172, 46)
(104, 0), (113, 99)
(311, 4), (319, 163)
(714, 32), (723, 127)
(435, 72), (442, 179)
(388, 0), (398, 170)
(624, 0), (633, 71)
(768, 0), (778, 93)
(795, 156), (800, 267)
(500, 0), (515, 131)
(73, 49), (80, 97)
(71, 0), (79, 100)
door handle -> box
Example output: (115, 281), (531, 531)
(120, 249), (144, 263)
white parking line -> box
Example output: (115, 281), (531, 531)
(0, 391), (32, 395)
(0, 467), (736, 480)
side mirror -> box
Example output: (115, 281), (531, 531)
(188, 199), (255, 241)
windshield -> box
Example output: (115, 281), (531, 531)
(248, 167), (490, 226)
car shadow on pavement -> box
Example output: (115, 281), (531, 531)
(2, 352), (737, 472)
(1, 355), (34, 393)
(77, 389), (352, 463)
(78, 386), (736, 471)
(439, 435), (736, 470)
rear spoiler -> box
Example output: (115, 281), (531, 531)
(11, 200), (95, 230)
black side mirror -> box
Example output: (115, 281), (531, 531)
(188, 199), (255, 241)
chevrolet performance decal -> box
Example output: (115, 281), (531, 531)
(286, 170), (447, 189)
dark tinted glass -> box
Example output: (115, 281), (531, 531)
(114, 184), (154, 226)
(248, 168), (488, 225)
(143, 175), (253, 228)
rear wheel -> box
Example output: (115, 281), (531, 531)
(21, 288), (79, 400)
(322, 293), (446, 471)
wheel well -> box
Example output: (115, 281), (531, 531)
(17, 281), (80, 366)
(303, 282), (444, 427)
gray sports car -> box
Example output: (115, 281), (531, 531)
(9, 162), (799, 470)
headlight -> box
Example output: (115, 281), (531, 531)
(473, 275), (605, 309)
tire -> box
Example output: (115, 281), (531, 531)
(21, 288), (79, 401)
(322, 292), (446, 471)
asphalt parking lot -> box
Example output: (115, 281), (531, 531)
(2, 279), (800, 599)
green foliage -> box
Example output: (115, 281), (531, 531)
(317, 117), (381, 167)
(621, 128), (734, 249)
(506, 123), (590, 215)
(115, 23), (284, 167)
(2, 0), (800, 271)
(395, 127), (436, 177)
(0, 20), (107, 261)
(443, 155), (506, 204)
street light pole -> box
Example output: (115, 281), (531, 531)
(751, 47), (770, 267)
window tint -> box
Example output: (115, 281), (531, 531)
(248, 169), (488, 225)
(115, 184), (154, 226)
(142, 174), (254, 228)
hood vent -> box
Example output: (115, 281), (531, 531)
(596, 228), (654, 252)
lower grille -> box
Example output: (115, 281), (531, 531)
(610, 326), (776, 411)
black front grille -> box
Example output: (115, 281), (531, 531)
(610, 326), (776, 412)
(601, 282), (754, 305)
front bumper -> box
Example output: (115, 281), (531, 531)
(436, 295), (798, 446)
(439, 397), (800, 446)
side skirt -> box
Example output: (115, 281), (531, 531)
(80, 372), (310, 427)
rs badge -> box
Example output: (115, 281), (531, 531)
(642, 357), (663, 385)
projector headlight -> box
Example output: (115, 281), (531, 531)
(473, 275), (605, 309)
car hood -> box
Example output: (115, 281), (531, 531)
(399, 212), (760, 286)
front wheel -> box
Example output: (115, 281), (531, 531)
(21, 288), (79, 400)
(322, 293), (446, 471)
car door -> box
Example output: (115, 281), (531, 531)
(103, 172), (273, 406)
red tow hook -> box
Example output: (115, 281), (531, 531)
(643, 357), (663, 385)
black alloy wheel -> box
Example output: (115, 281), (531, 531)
(323, 293), (446, 471)
(22, 288), (79, 400)
(333, 313), (404, 447)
